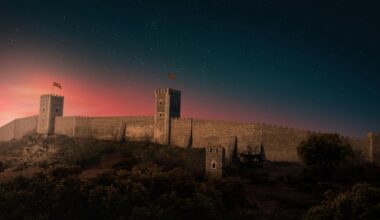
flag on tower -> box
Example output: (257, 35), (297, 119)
(53, 82), (62, 89)
(167, 73), (176, 80)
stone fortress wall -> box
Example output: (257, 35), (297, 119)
(0, 88), (377, 164)
(169, 117), (370, 163)
(0, 116), (38, 142)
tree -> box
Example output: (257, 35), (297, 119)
(297, 133), (354, 168)
(304, 184), (380, 220)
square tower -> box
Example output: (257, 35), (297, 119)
(37, 94), (64, 135)
(368, 132), (380, 163)
(205, 146), (225, 178)
(154, 88), (181, 145)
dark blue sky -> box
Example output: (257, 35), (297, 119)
(1, 0), (379, 137)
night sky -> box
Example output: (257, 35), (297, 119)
(0, 0), (379, 137)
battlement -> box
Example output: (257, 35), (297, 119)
(207, 146), (225, 154)
(40, 94), (64, 100)
(171, 117), (192, 121)
(155, 88), (181, 95)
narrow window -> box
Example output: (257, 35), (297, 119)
(56, 108), (59, 113)
(212, 162), (216, 169)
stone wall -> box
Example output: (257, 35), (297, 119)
(52, 116), (154, 142)
(170, 118), (192, 147)
(54, 116), (76, 136)
(14, 116), (39, 139)
(171, 118), (369, 163)
(0, 116), (38, 142)
(0, 120), (16, 142)
(124, 116), (154, 142)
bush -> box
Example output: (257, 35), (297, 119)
(297, 133), (354, 169)
(304, 183), (380, 220)
(0, 164), (257, 220)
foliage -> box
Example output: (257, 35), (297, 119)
(297, 133), (354, 168)
(304, 183), (380, 220)
(0, 165), (257, 220)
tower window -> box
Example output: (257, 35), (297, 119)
(56, 108), (59, 113)
(159, 113), (162, 117)
(212, 162), (216, 169)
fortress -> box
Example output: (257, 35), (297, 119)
(0, 88), (379, 175)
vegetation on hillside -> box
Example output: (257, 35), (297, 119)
(304, 184), (380, 220)
(0, 133), (380, 220)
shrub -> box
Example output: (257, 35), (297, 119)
(297, 133), (354, 169)
(304, 183), (380, 220)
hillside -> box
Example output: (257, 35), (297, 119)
(0, 134), (380, 220)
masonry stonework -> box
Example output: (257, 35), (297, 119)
(153, 88), (181, 145)
(37, 95), (64, 135)
(0, 89), (379, 166)
(205, 146), (225, 178)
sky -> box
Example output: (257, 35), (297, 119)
(0, 0), (379, 137)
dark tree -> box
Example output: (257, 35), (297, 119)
(297, 133), (354, 168)
(304, 184), (380, 220)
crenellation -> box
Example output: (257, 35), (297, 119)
(0, 88), (378, 167)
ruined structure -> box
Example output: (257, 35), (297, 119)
(0, 88), (379, 168)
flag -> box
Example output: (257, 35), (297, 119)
(167, 73), (176, 80)
(53, 82), (62, 89)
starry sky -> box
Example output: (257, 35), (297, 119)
(0, 0), (379, 137)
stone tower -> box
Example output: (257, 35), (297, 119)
(154, 88), (181, 145)
(368, 132), (380, 163)
(205, 146), (225, 178)
(37, 94), (64, 135)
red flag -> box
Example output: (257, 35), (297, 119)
(53, 82), (62, 89)
(167, 73), (176, 80)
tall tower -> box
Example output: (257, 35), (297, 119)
(368, 132), (380, 163)
(205, 146), (225, 178)
(37, 94), (64, 135)
(154, 88), (181, 145)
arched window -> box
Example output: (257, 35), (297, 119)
(212, 162), (216, 169)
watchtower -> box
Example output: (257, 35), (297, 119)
(205, 146), (225, 178)
(368, 132), (380, 163)
(37, 94), (64, 135)
(154, 88), (181, 145)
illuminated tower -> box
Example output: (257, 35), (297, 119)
(154, 88), (181, 145)
(37, 94), (64, 135)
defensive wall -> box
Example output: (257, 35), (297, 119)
(169, 117), (370, 163)
(0, 116), (38, 142)
(54, 116), (154, 142)
(0, 89), (378, 165)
